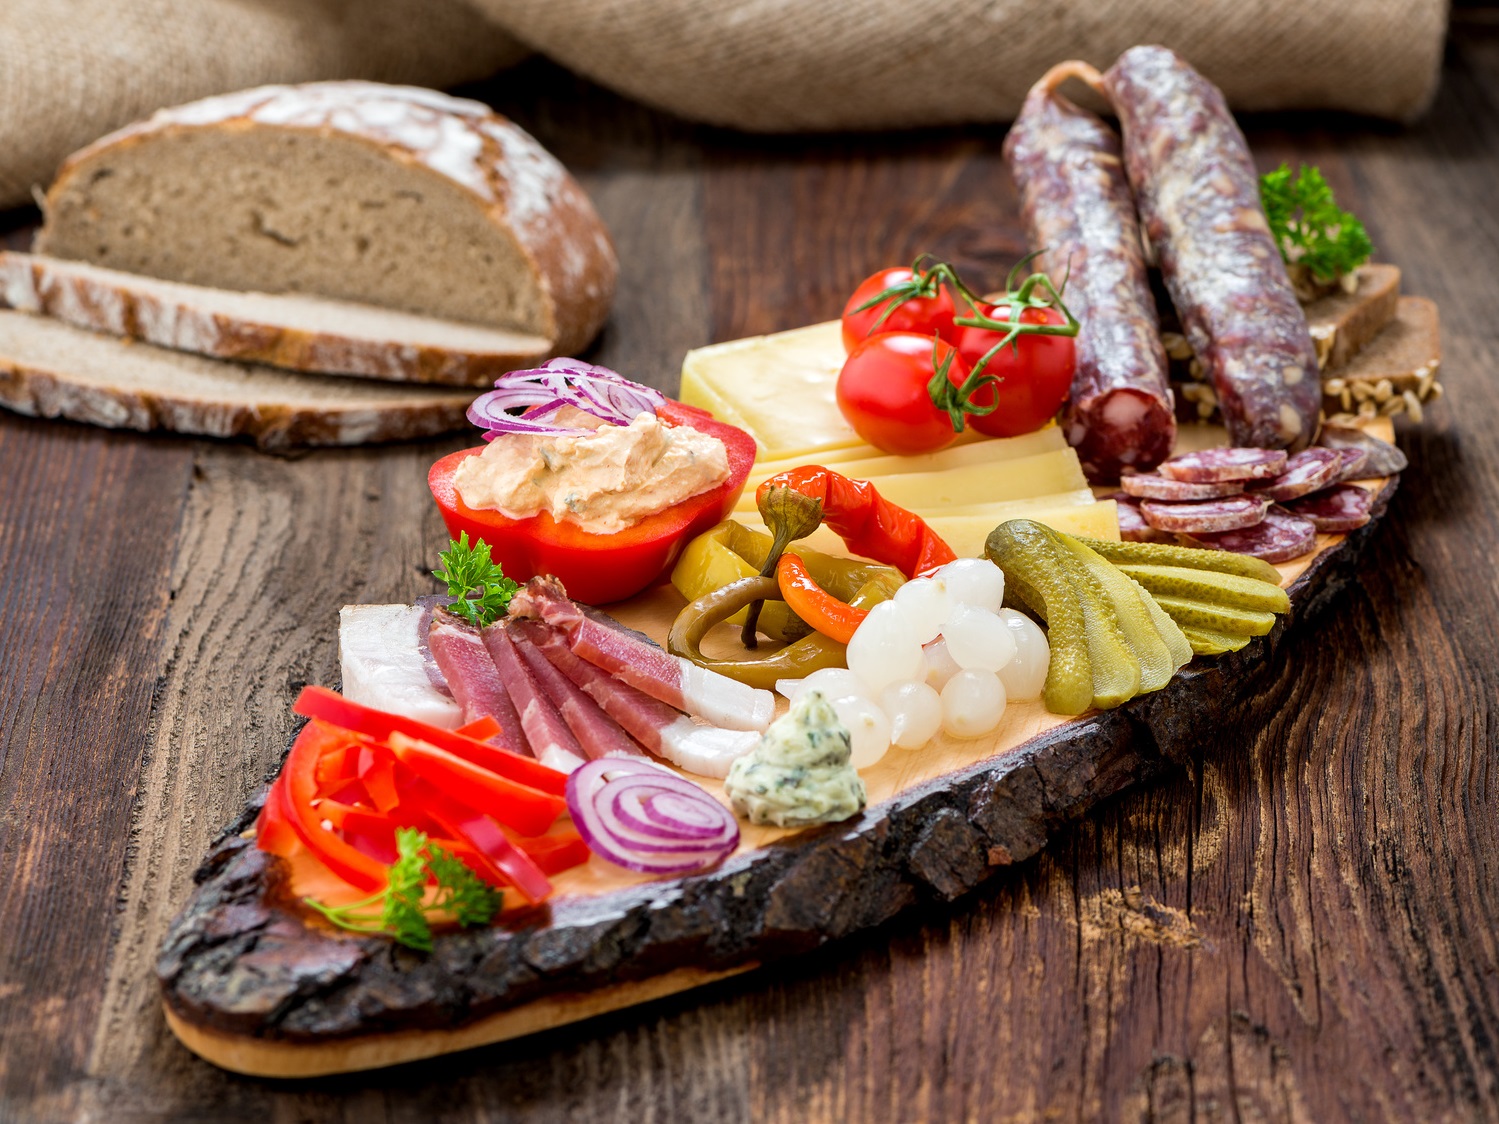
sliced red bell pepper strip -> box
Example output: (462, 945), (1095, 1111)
(293, 686), (566, 797)
(315, 800), (401, 865)
(254, 777), (302, 858)
(776, 553), (868, 644)
(504, 823), (591, 876)
(755, 465), (957, 577)
(428, 398), (758, 605)
(357, 744), (402, 814)
(455, 716), (503, 742)
(413, 783), (554, 904)
(386, 732), (564, 837)
(280, 720), (388, 892)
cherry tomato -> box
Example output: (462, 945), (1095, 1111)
(836, 332), (968, 455)
(950, 303), (1076, 437)
(841, 268), (957, 353)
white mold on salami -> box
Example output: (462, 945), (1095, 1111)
(1158, 447), (1288, 483)
(1140, 493), (1270, 534)
(1319, 425), (1408, 477)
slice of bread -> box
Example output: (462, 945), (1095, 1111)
(1322, 297), (1442, 426)
(0, 311), (475, 449)
(1, 252), (550, 387)
(35, 82), (617, 357)
(1304, 263), (1401, 371)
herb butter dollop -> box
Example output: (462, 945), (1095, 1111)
(724, 690), (866, 827)
(452, 407), (729, 535)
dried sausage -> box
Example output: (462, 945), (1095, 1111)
(1249, 447), (1343, 502)
(1158, 447), (1287, 483)
(1140, 494), (1270, 534)
(1104, 46), (1321, 452)
(1004, 64), (1175, 482)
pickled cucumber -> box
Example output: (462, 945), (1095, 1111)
(1180, 626), (1251, 655)
(1054, 531), (1187, 694)
(985, 521), (1094, 715)
(1117, 564), (1291, 615)
(1125, 573), (1195, 669)
(1149, 595), (1278, 637)
(1074, 537), (1283, 584)
(1065, 555), (1143, 708)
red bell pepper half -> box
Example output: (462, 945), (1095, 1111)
(428, 398), (758, 605)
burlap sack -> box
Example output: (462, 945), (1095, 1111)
(472, 0), (1447, 132)
(0, 0), (526, 210)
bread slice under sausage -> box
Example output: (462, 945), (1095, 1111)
(0, 310), (474, 449)
(34, 82), (617, 358)
(1, 252), (550, 387)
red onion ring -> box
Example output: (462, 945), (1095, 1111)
(565, 758), (739, 875)
(468, 361), (667, 440)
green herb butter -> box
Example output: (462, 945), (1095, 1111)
(724, 690), (866, 827)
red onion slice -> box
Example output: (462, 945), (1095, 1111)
(468, 360), (668, 440)
(566, 758), (740, 875)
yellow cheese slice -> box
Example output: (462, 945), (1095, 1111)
(735, 447), (1089, 515)
(746, 426), (1065, 489)
(680, 321), (863, 460)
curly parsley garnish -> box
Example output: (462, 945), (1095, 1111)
(433, 532), (519, 627)
(1259, 163), (1374, 286)
(304, 828), (500, 951)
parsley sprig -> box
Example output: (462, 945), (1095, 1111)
(1259, 163), (1373, 286)
(433, 533), (519, 627)
(304, 828), (500, 951)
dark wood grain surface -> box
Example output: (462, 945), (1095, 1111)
(1, 20), (1496, 1123)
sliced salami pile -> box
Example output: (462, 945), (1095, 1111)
(1114, 439), (1389, 562)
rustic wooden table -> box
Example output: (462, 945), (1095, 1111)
(2, 22), (1497, 1124)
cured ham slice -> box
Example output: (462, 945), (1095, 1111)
(522, 620), (759, 779)
(507, 626), (647, 761)
(338, 604), (461, 730)
(426, 609), (529, 753)
(482, 626), (588, 774)
(510, 576), (775, 733)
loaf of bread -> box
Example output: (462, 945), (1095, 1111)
(1, 252), (551, 386)
(34, 82), (617, 359)
(0, 310), (475, 449)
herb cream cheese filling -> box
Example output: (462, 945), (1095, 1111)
(725, 689), (866, 827)
(452, 408), (730, 535)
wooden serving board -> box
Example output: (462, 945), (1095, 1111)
(158, 431), (1398, 1078)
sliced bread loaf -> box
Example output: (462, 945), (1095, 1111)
(1304, 263), (1401, 371)
(1322, 297), (1442, 427)
(0, 311), (475, 449)
(34, 82), (616, 357)
(0, 252), (550, 386)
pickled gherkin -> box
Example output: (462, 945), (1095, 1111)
(1117, 564), (1290, 615)
(1180, 626), (1252, 655)
(1149, 595), (1277, 637)
(1072, 537), (1283, 584)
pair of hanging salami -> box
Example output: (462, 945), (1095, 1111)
(1003, 46), (1321, 482)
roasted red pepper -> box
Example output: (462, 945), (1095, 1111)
(755, 466), (957, 577)
(429, 399), (758, 605)
(776, 553), (868, 643)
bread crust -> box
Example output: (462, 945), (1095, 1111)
(37, 82), (617, 357)
(0, 312), (474, 449)
(1, 252), (552, 387)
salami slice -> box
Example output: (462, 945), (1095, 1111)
(1140, 493), (1270, 534)
(1319, 425), (1408, 477)
(1108, 492), (1175, 543)
(1249, 447), (1343, 502)
(1284, 484), (1373, 532)
(1185, 507), (1317, 563)
(1119, 472), (1244, 501)
(1004, 65), (1175, 483)
(1158, 447), (1287, 483)
(1328, 446), (1371, 484)
(1104, 47), (1321, 453)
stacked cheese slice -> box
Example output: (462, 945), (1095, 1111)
(680, 320), (1120, 556)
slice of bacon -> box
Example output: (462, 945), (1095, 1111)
(510, 576), (775, 733)
(482, 625), (588, 774)
(427, 609), (529, 753)
(507, 624), (648, 760)
(522, 619), (760, 779)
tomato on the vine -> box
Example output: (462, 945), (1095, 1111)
(951, 303), (1076, 438)
(836, 332), (972, 455)
(840, 268), (957, 353)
